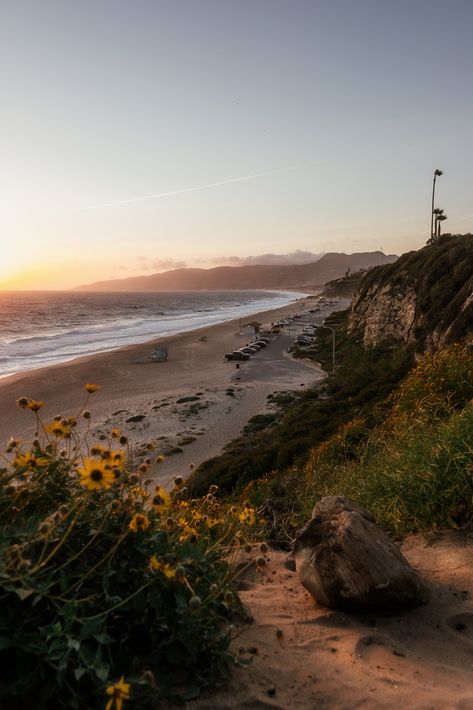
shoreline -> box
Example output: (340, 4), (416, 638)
(0, 295), (349, 483)
(0, 289), (307, 381)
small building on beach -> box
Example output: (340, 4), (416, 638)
(243, 321), (262, 336)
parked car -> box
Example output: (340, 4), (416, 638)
(294, 337), (312, 345)
(225, 351), (250, 361)
(250, 340), (267, 347)
(257, 337), (270, 343)
(239, 347), (258, 355)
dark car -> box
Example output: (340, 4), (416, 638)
(225, 351), (250, 361)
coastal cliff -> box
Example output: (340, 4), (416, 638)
(347, 234), (473, 350)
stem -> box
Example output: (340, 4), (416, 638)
(81, 578), (155, 621)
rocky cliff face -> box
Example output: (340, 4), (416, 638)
(347, 235), (473, 351)
(348, 284), (417, 347)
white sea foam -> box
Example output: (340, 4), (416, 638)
(0, 290), (306, 378)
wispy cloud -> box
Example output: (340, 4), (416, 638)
(79, 160), (322, 210)
(133, 250), (325, 273)
(210, 250), (325, 267)
(137, 257), (188, 271)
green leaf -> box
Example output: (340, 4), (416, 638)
(95, 666), (109, 682)
(79, 619), (100, 641)
(67, 638), (80, 651)
(74, 667), (86, 681)
(93, 633), (114, 644)
(0, 636), (14, 650)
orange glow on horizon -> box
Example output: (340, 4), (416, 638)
(0, 262), (70, 291)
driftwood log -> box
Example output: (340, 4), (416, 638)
(294, 496), (427, 612)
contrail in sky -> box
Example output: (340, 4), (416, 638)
(80, 159), (321, 210)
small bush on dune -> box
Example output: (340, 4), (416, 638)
(0, 387), (256, 709)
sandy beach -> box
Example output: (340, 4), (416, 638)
(188, 531), (473, 710)
(0, 296), (348, 485)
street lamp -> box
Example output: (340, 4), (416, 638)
(430, 169), (443, 244)
(321, 321), (336, 375)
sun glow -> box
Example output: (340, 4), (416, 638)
(2, 243), (25, 276)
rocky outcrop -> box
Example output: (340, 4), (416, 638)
(294, 496), (427, 612)
(346, 235), (473, 350)
(348, 283), (417, 347)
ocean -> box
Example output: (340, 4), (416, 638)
(0, 290), (305, 378)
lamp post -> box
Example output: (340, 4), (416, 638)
(321, 321), (336, 374)
(430, 169), (443, 244)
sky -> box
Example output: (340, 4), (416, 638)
(1, 0), (472, 289)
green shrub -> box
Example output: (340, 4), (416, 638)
(301, 345), (473, 534)
(0, 389), (255, 709)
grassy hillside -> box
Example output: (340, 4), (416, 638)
(188, 309), (414, 497)
(242, 345), (473, 539)
(189, 238), (473, 544)
(352, 234), (473, 346)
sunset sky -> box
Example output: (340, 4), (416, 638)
(1, 0), (472, 289)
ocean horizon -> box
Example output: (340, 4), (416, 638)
(0, 289), (306, 378)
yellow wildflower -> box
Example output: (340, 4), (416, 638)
(149, 555), (176, 579)
(90, 444), (105, 456)
(45, 420), (72, 439)
(105, 676), (130, 710)
(109, 449), (126, 468)
(77, 458), (115, 491)
(26, 399), (44, 412)
(129, 513), (149, 533)
(152, 486), (171, 511)
(13, 452), (49, 470)
(204, 516), (223, 528)
(129, 485), (149, 500)
(179, 526), (198, 543)
(111, 428), (121, 439)
(239, 507), (256, 526)
(85, 383), (100, 394)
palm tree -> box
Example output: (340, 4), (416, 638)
(430, 169), (443, 243)
(433, 208), (447, 240)
(437, 213), (447, 239)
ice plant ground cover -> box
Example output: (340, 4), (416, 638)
(0, 385), (258, 708)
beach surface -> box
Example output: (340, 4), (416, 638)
(189, 530), (473, 709)
(0, 296), (347, 485)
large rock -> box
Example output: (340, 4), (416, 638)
(294, 496), (427, 612)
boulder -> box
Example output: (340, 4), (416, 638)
(294, 496), (427, 612)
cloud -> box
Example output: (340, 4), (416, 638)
(209, 250), (325, 267)
(79, 160), (322, 210)
(136, 257), (188, 272)
(132, 250), (324, 274)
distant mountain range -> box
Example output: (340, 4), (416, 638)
(76, 252), (398, 291)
